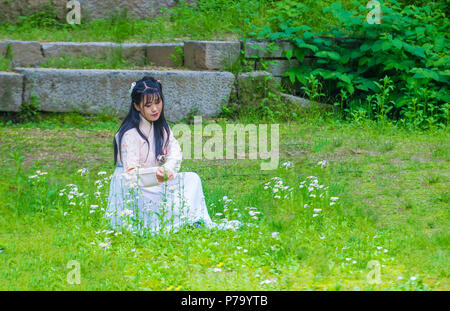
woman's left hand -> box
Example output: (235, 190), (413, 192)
(156, 167), (174, 183)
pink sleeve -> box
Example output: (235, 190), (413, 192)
(121, 130), (160, 188)
(162, 127), (183, 177)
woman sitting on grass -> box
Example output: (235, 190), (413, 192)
(106, 76), (215, 235)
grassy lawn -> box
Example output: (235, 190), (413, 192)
(0, 111), (448, 290)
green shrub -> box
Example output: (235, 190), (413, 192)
(256, 0), (449, 129)
(15, 2), (64, 28)
(18, 93), (42, 124)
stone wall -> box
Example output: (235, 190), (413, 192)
(0, 39), (303, 76)
(0, 0), (67, 25)
(4, 68), (235, 122)
(0, 0), (198, 24)
(0, 39), (329, 119)
(0, 40), (183, 68)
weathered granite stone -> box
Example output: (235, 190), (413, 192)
(245, 39), (316, 59)
(256, 59), (301, 77)
(43, 42), (117, 59)
(184, 41), (241, 70)
(7, 41), (44, 67)
(13, 68), (235, 121)
(77, 0), (198, 21)
(245, 39), (295, 59)
(0, 42), (9, 57)
(146, 43), (184, 67)
(43, 42), (148, 66)
(0, 0), (67, 25)
(0, 72), (23, 112)
(278, 92), (335, 111)
(120, 43), (148, 66)
(0, 0), (198, 24)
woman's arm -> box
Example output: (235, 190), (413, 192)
(121, 130), (160, 188)
(162, 127), (183, 177)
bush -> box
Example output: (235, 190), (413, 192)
(257, 0), (449, 129)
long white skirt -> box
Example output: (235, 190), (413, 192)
(105, 166), (218, 235)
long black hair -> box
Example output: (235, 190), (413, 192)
(113, 76), (170, 166)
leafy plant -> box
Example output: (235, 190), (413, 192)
(0, 42), (13, 71)
(301, 74), (325, 112)
(15, 2), (64, 28)
(372, 75), (395, 125)
(18, 93), (42, 124)
(256, 0), (449, 129)
(170, 46), (184, 67)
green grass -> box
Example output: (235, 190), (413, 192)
(0, 56), (10, 71)
(40, 55), (141, 70)
(0, 0), (357, 43)
(0, 110), (448, 290)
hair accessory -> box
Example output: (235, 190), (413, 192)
(129, 81), (136, 95)
(143, 81), (159, 92)
(157, 154), (166, 165)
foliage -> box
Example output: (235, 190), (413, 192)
(255, 0), (449, 129)
(14, 2), (65, 28)
(170, 45), (184, 67)
(0, 42), (12, 71)
(0, 1), (357, 42)
(17, 94), (42, 124)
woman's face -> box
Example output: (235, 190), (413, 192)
(134, 93), (163, 122)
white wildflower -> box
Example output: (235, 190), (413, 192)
(317, 160), (328, 168)
(281, 161), (294, 169)
(99, 241), (111, 248)
(260, 278), (276, 285)
(77, 168), (88, 175)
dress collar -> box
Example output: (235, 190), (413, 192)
(139, 113), (152, 138)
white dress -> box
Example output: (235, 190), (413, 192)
(106, 113), (216, 235)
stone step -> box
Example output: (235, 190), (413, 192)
(7, 68), (236, 122)
(0, 72), (23, 113)
(0, 0), (191, 24)
(0, 40), (184, 68)
(0, 39), (307, 76)
(0, 39), (330, 119)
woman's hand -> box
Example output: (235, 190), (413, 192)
(156, 166), (174, 184)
